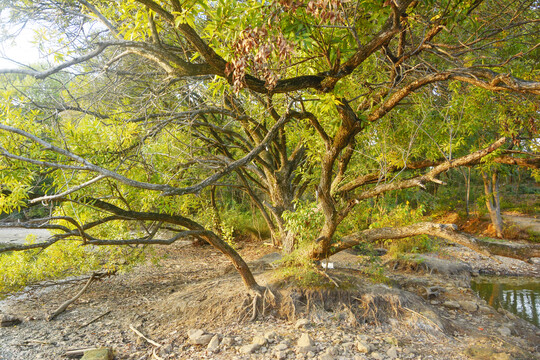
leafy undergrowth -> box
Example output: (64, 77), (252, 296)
(0, 238), (145, 297)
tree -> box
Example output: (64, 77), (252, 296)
(1, 0), (539, 301)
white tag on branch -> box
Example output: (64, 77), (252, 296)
(321, 261), (334, 269)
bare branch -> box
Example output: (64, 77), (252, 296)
(30, 175), (106, 204)
(339, 137), (507, 220)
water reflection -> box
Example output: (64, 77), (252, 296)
(471, 277), (540, 327)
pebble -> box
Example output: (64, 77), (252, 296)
(498, 326), (512, 336)
(240, 343), (260, 354)
(459, 300), (479, 312)
(187, 329), (213, 345)
(0, 314), (22, 327)
(265, 330), (278, 340)
(295, 318), (311, 329)
(252, 335), (267, 346)
(356, 341), (371, 353)
(221, 336), (234, 346)
(297, 333), (316, 353)
(443, 300), (461, 309)
(387, 346), (398, 359)
(207, 334), (220, 351)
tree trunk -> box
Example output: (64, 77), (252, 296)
(460, 167), (471, 217)
(265, 169), (298, 252)
(210, 186), (222, 233)
(482, 170), (504, 238)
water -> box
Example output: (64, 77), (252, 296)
(0, 228), (50, 246)
(471, 276), (540, 327)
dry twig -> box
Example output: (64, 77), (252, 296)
(129, 324), (163, 348)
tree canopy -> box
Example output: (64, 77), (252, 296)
(0, 0), (539, 295)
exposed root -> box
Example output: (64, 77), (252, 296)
(247, 287), (279, 321)
(249, 294), (260, 322)
(152, 266), (453, 336)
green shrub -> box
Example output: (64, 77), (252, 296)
(0, 235), (144, 297)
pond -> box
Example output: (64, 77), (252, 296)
(471, 276), (540, 327)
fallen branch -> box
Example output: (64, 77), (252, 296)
(64, 348), (100, 358)
(47, 271), (114, 321)
(129, 324), (163, 348)
(78, 310), (111, 329)
(153, 348), (165, 360)
(326, 222), (540, 262)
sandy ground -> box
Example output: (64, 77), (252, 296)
(503, 214), (540, 234)
(0, 228), (51, 245)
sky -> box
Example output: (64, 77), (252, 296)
(0, 13), (43, 69)
(0, 29), (42, 69)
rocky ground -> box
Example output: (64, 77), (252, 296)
(0, 238), (539, 360)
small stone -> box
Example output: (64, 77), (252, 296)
(356, 341), (371, 353)
(467, 345), (495, 359)
(319, 354), (333, 360)
(221, 337), (234, 346)
(276, 343), (289, 351)
(386, 346), (398, 359)
(81, 348), (113, 360)
(187, 329), (213, 345)
(297, 333), (315, 353)
(0, 314), (22, 327)
(479, 306), (493, 313)
(342, 342), (355, 349)
(240, 343), (260, 354)
(207, 335), (220, 351)
(371, 351), (383, 360)
(265, 330), (278, 340)
(253, 335), (267, 346)
(443, 300), (461, 309)
(159, 343), (173, 356)
(295, 318), (311, 329)
(498, 326), (512, 336)
(459, 300), (479, 312)
(384, 337), (398, 346)
(306, 351), (315, 358)
(325, 346), (338, 355)
(275, 350), (287, 360)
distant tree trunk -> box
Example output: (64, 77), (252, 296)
(482, 170), (504, 238)
(460, 167), (471, 217)
(210, 186), (222, 233)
